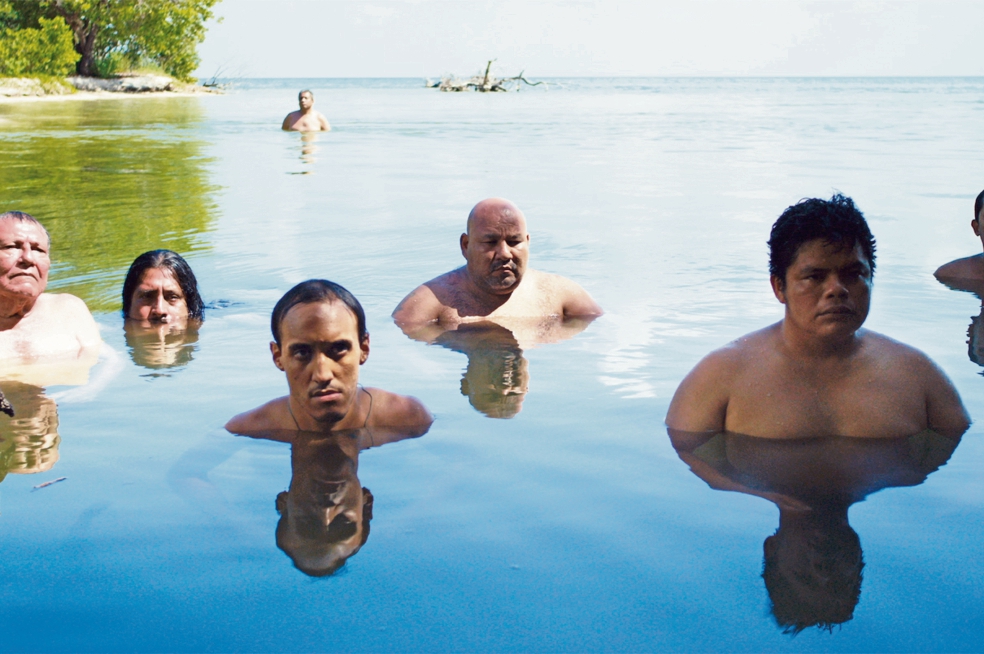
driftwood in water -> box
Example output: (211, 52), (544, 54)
(0, 390), (13, 417)
(427, 60), (544, 93)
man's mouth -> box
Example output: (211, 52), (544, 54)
(310, 388), (342, 400)
(819, 306), (855, 316)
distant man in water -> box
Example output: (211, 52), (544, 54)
(0, 211), (101, 363)
(933, 188), (984, 284)
(281, 90), (331, 132)
(226, 280), (432, 436)
(666, 194), (968, 439)
(392, 198), (603, 335)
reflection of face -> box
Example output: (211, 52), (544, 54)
(298, 92), (313, 110)
(271, 301), (369, 428)
(128, 267), (189, 325)
(461, 205), (530, 296)
(772, 240), (871, 341)
(124, 319), (199, 369)
(276, 434), (371, 576)
(462, 348), (530, 418)
(0, 220), (50, 302)
(0, 382), (59, 484)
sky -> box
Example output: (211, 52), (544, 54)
(195, 0), (984, 78)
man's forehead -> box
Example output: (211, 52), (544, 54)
(791, 238), (869, 267)
(0, 218), (49, 244)
(281, 300), (358, 340)
(471, 213), (527, 236)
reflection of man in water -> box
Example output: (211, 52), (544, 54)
(669, 428), (963, 633)
(392, 199), (603, 336)
(281, 90), (331, 132)
(122, 250), (204, 370)
(434, 322), (530, 418)
(0, 382), (60, 484)
(226, 280), (432, 436)
(0, 212), (101, 365)
(933, 189), (984, 284)
(666, 195), (969, 438)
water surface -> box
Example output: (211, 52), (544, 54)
(1, 77), (983, 651)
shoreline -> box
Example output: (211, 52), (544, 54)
(0, 75), (221, 104)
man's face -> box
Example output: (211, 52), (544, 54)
(460, 211), (530, 295)
(128, 267), (189, 325)
(272, 300), (369, 427)
(0, 219), (50, 302)
(772, 239), (872, 341)
(299, 92), (314, 111)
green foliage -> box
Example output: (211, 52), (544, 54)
(0, 16), (79, 77)
(0, 98), (218, 311)
(5, 0), (220, 80)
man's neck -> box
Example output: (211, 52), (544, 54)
(779, 320), (862, 361)
(287, 392), (365, 433)
(0, 294), (36, 330)
(460, 268), (517, 314)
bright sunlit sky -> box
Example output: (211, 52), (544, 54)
(195, 0), (984, 78)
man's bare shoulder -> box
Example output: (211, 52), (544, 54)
(282, 110), (301, 130)
(528, 269), (603, 317)
(857, 329), (941, 369)
(665, 325), (779, 432)
(364, 387), (433, 437)
(393, 269), (463, 326)
(934, 254), (984, 281)
(35, 293), (101, 344)
(225, 397), (290, 436)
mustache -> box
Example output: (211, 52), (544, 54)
(491, 260), (518, 272)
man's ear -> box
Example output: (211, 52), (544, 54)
(973, 219), (981, 238)
(271, 341), (285, 371)
(460, 233), (469, 258)
(359, 335), (370, 365)
(770, 275), (787, 304)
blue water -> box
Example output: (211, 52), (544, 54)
(1, 77), (983, 652)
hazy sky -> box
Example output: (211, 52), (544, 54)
(196, 0), (984, 78)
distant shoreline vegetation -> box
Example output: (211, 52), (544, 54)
(0, 0), (219, 81)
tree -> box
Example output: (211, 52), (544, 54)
(0, 2), (79, 77)
(6, 0), (219, 80)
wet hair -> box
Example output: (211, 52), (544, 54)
(270, 279), (368, 346)
(122, 250), (204, 321)
(975, 189), (984, 222)
(762, 523), (864, 635)
(299, 89), (313, 100)
(768, 194), (876, 286)
(0, 211), (50, 246)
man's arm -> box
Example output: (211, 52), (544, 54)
(920, 356), (971, 438)
(282, 113), (294, 130)
(392, 284), (445, 339)
(318, 113), (331, 131)
(665, 349), (735, 433)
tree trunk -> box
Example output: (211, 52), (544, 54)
(75, 24), (98, 76)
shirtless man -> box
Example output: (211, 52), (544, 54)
(226, 279), (432, 436)
(933, 189), (984, 287)
(392, 198), (603, 340)
(0, 211), (101, 368)
(666, 194), (969, 439)
(281, 90), (331, 132)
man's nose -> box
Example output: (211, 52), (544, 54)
(18, 244), (37, 265)
(151, 293), (167, 315)
(311, 353), (335, 382)
(494, 240), (512, 258)
(824, 275), (849, 297)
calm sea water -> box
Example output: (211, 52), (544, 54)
(1, 77), (983, 652)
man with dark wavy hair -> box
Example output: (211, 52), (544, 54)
(666, 194), (969, 439)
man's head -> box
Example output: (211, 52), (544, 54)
(460, 198), (531, 296)
(0, 212), (51, 305)
(298, 90), (314, 111)
(970, 189), (984, 245)
(768, 195), (876, 340)
(122, 249), (204, 325)
(270, 280), (369, 427)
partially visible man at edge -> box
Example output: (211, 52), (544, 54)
(0, 211), (101, 369)
(226, 280), (432, 437)
(392, 198), (603, 340)
(933, 188), (984, 288)
(281, 90), (331, 132)
(666, 194), (969, 440)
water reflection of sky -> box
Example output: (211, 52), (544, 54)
(1, 78), (983, 650)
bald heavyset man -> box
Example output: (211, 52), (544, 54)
(0, 211), (101, 364)
(392, 199), (603, 335)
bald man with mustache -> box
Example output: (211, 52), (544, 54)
(392, 199), (603, 336)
